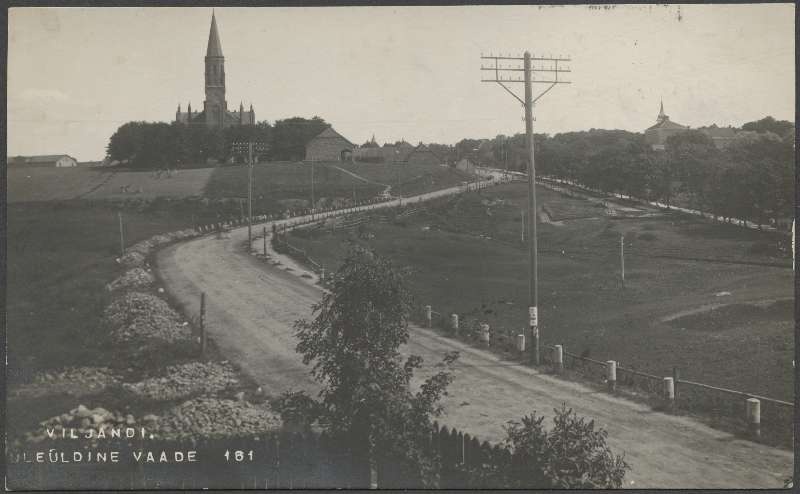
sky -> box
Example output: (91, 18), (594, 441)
(7, 4), (795, 161)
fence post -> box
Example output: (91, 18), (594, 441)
(663, 377), (675, 412)
(479, 323), (490, 346)
(606, 360), (616, 392)
(199, 292), (206, 358)
(553, 345), (563, 374)
(425, 305), (432, 328)
(320, 267), (325, 281)
(450, 314), (459, 334)
(672, 367), (680, 408)
(263, 226), (267, 256)
(516, 334), (526, 353)
(746, 398), (761, 439)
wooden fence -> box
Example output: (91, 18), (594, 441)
(7, 424), (510, 490)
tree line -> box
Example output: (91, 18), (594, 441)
(106, 116), (329, 168)
(446, 117), (794, 230)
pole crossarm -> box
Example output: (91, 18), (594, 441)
(480, 49), (573, 367)
(481, 53), (571, 104)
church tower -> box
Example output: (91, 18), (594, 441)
(175, 11), (253, 128)
(204, 11), (226, 128)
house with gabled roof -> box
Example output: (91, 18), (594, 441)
(305, 126), (355, 161)
(8, 154), (78, 167)
(401, 143), (442, 166)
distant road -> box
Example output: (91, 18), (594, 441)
(158, 180), (792, 489)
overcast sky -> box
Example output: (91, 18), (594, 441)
(8, 4), (795, 161)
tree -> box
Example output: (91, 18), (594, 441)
(741, 116), (793, 139)
(293, 246), (459, 488)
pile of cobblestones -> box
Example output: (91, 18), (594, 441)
(118, 229), (198, 268)
(156, 398), (281, 439)
(103, 291), (191, 344)
(26, 405), (156, 445)
(106, 268), (155, 293)
(10, 367), (120, 399)
(122, 362), (240, 401)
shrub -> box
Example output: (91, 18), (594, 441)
(503, 404), (629, 488)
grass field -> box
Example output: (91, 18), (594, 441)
(285, 183), (794, 402)
(6, 201), (196, 376)
(8, 161), (470, 207)
(204, 161), (384, 206)
(337, 162), (473, 197)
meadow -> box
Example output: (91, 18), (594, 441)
(284, 183), (794, 402)
(6, 201), (197, 377)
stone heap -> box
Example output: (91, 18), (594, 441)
(118, 229), (198, 268)
(123, 362), (240, 401)
(26, 405), (156, 445)
(106, 268), (155, 293)
(103, 291), (191, 343)
(157, 398), (282, 439)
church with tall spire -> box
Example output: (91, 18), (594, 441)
(175, 11), (255, 128)
(644, 99), (688, 151)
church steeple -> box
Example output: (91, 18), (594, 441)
(657, 99), (668, 123)
(204, 10), (226, 128)
(206, 10), (224, 57)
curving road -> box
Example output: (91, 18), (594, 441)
(157, 183), (792, 489)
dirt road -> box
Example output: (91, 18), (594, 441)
(157, 192), (792, 489)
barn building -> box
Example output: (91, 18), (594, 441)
(403, 144), (442, 166)
(305, 127), (355, 162)
(644, 100), (688, 151)
(8, 154), (78, 167)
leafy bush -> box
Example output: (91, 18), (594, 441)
(504, 404), (629, 488)
(458, 404), (629, 488)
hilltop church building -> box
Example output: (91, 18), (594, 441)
(175, 12), (255, 128)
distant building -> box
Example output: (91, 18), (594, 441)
(8, 154), (78, 167)
(403, 144), (442, 166)
(380, 141), (414, 163)
(174, 12), (255, 129)
(305, 126), (355, 162)
(644, 100), (688, 151)
(697, 125), (738, 149)
(455, 158), (476, 174)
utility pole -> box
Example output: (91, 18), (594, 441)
(481, 51), (571, 365)
(232, 141), (270, 246)
(620, 233), (625, 288)
(118, 212), (125, 256)
(311, 161), (315, 211)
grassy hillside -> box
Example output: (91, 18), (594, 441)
(285, 183), (794, 401)
(204, 162), (384, 206)
(337, 162), (473, 196)
(6, 202), (195, 376)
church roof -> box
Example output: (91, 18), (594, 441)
(206, 11), (224, 57)
(646, 118), (688, 132)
